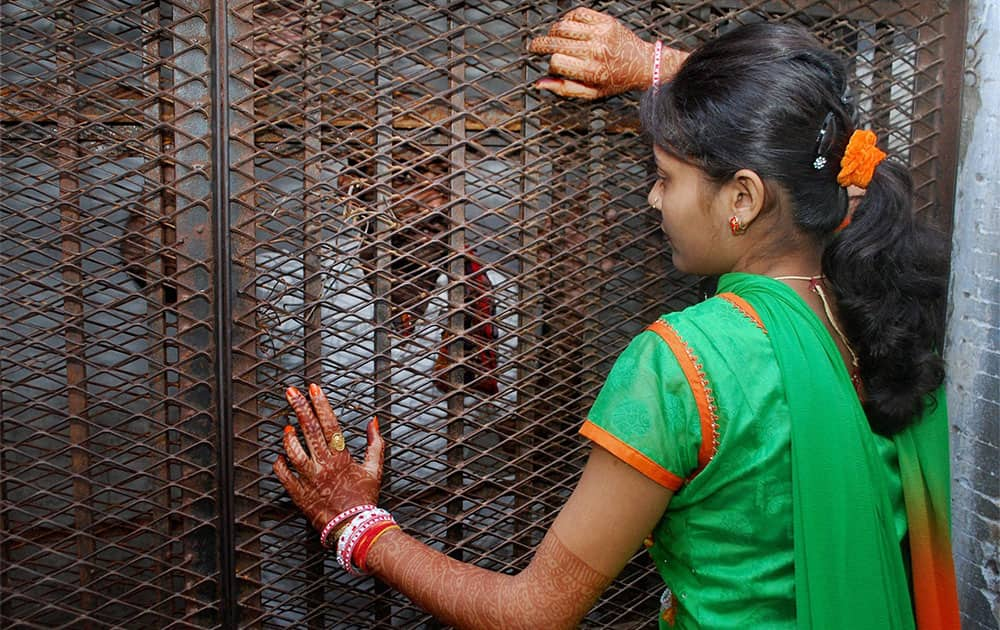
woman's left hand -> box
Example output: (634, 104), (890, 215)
(274, 384), (384, 534)
(528, 7), (654, 99)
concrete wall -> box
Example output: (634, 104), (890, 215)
(947, 2), (1000, 628)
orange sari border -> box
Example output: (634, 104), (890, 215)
(718, 292), (767, 333)
(580, 420), (685, 491)
(646, 319), (720, 476)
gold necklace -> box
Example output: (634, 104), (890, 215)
(772, 275), (860, 372)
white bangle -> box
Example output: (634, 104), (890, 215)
(320, 504), (375, 549)
(652, 40), (664, 89)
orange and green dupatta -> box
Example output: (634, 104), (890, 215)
(895, 399), (960, 629)
(719, 273), (959, 629)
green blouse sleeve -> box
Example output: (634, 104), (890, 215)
(581, 326), (703, 491)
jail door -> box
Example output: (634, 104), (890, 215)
(1, 1), (965, 627)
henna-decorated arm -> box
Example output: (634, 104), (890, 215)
(528, 7), (688, 100)
(367, 529), (609, 630)
(367, 446), (673, 629)
(276, 385), (673, 627)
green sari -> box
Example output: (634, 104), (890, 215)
(583, 273), (959, 628)
(722, 273), (958, 629)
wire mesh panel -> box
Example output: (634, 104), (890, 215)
(1, 0), (965, 628)
(1, 0), (221, 626)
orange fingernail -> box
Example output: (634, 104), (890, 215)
(284, 425), (294, 435)
(373, 415), (380, 432)
(286, 386), (299, 399)
(309, 383), (320, 397)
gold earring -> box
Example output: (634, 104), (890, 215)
(729, 216), (748, 235)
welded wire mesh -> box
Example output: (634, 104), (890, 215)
(1, 1), (965, 627)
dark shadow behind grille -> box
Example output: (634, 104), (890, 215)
(1, 1), (965, 627)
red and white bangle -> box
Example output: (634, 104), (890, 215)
(336, 508), (395, 575)
(354, 521), (400, 573)
(343, 517), (397, 574)
(652, 40), (664, 90)
(336, 511), (376, 572)
(319, 504), (375, 549)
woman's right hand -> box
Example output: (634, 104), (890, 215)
(274, 384), (384, 535)
(528, 7), (685, 100)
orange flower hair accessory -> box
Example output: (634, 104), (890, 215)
(837, 129), (887, 189)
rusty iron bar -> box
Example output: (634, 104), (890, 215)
(301, 0), (328, 626)
(912, 0), (968, 348)
(0, 356), (8, 619)
(514, 2), (546, 560)
(170, 0), (219, 623)
(141, 0), (179, 619)
(934, 0), (969, 236)
(51, 4), (97, 625)
(915, 0), (967, 235)
(446, 3), (469, 563)
(373, 5), (394, 492)
(582, 101), (608, 445)
(228, 0), (266, 625)
(209, 0), (238, 622)
(371, 4), (397, 625)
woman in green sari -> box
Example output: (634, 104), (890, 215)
(274, 10), (959, 629)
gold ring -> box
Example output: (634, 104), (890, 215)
(328, 432), (346, 452)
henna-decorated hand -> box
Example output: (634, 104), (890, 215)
(528, 7), (687, 100)
(274, 384), (384, 534)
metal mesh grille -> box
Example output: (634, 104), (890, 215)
(1, 1), (964, 627)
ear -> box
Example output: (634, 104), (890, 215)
(721, 168), (766, 229)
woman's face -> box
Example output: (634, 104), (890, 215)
(647, 145), (733, 275)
